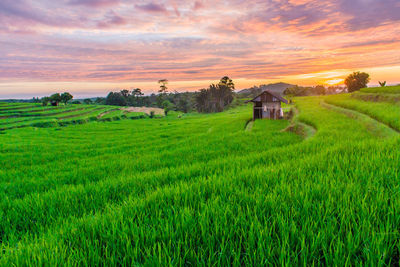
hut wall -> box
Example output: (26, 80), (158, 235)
(262, 102), (281, 118)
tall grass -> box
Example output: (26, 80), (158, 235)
(325, 94), (400, 131)
(361, 85), (400, 94)
(0, 99), (399, 265)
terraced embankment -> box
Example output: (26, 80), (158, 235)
(0, 103), (146, 131)
(325, 93), (400, 132)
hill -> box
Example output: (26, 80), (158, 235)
(238, 82), (295, 97)
(1, 87), (400, 265)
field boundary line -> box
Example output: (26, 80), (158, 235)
(244, 119), (253, 132)
(97, 109), (119, 119)
(58, 107), (103, 120)
(282, 107), (316, 140)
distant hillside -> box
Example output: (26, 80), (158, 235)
(238, 82), (296, 98)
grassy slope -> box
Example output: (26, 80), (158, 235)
(0, 99), (399, 265)
(361, 85), (400, 94)
(325, 94), (400, 131)
(352, 92), (400, 103)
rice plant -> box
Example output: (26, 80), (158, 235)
(0, 96), (399, 266)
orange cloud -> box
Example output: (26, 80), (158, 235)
(0, 0), (400, 98)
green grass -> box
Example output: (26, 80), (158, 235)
(325, 94), (400, 131)
(0, 103), (41, 111)
(99, 109), (127, 121)
(360, 85), (400, 94)
(0, 104), (143, 131)
(321, 101), (398, 139)
(126, 111), (146, 119)
(352, 91), (400, 103)
(0, 97), (399, 265)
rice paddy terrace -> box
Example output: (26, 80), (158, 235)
(0, 87), (400, 265)
(0, 103), (147, 131)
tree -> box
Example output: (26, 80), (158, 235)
(158, 79), (168, 94)
(50, 93), (62, 106)
(61, 92), (73, 104)
(195, 76), (235, 113)
(195, 89), (209, 113)
(162, 100), (174, 115)
(41, 96), (51, 106)
(284, 86), (306, 96)
(120, 89), (130, 98)
(379, 81), (386, 87)
(95, 97), (106, 104)
(216, 76), (235, 111)
(345, 72), (370, 92)
(129, 88), (144, 106)
(176, 94), (192, 113)
(105, 92), (127, 106)
(219, 76), (235, 90)
(314, 85), (326, 95)
(131, 88), (144, 97)
(83, 98), (93, 104)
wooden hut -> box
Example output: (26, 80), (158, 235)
(248, 90), (288, 120)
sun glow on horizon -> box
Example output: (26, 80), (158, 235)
(1, 0), (400, 98)
(324, 79), (345, 86)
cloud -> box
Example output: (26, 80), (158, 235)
(338, 0), (400, 30)
(135, 3), (167, 13)
(68, 0), (121, 7)
(193, 1), (204, 10)
(97, 11), (127, 28)
(0, 0), (63, 26)
(1, 0), (400, 95)
(208, 0), (400, 37)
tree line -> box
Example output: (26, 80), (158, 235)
(195, 76), (235, 112)
(40, 92), (73, 106)
(103, 76), (236, 114)
(283, 85), (338, 97)
(35, 72), (375, 111)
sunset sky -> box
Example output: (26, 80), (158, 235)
(1, 0), (400, 98)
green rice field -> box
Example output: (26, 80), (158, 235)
(361, 85), (400, 94)
(0, 87), (400, 265)
(0, 103), (146, 131)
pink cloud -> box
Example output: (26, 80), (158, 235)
(68, 0), (121, 7)
(135, 3), (167, 13)
(0, 0), (400, 98)
(193, 1), (204, 10)
(96, 11), (127, 28)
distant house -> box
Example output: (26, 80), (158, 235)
(248, 90), (288, 120)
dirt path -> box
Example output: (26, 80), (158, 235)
(122, 107), (164, 116)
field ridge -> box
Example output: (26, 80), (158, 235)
(321, 101), (399, 138)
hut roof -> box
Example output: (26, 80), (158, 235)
(248, 90), (288, 104)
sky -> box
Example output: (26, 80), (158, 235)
(0, 0), (400, 98)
